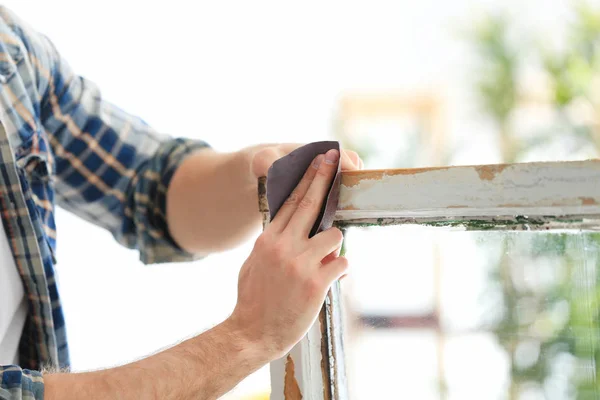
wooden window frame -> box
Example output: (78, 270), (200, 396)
(260, 159), (600, 400)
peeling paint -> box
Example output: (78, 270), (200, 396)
(284, 355), (302, 399)
(341, 165), (451, 187)
(342, 162), (513, 187)
(475, 164), (508, 181)
(337, 160), (600, 220)
(258, 177), (271, 230)
(581, 197), (597, 205)
(319, 308), (332, 400)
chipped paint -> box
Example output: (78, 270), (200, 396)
(284, 355), (302, 399)
(581, 197), (597, 205)
(475, 164), (508, 181)
(319, 308), (332, 400)
(325, 281), (348, 400)
(258, 177), (270, 229)
(341, 165), (451, 187)
(337, 160), (600, 221)
(342, 162), (513, 187)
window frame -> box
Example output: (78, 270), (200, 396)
(261, 159), (600, 400)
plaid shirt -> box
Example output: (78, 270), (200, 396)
(0, 7), (208, 399)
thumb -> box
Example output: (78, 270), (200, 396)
(320, 256), (349, 284)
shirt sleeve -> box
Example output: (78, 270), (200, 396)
(3, 7), (209, 264)
(0, 366), (44, 400)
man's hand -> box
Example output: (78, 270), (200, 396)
(45, 150), (348, 400)
(167, 143), (362, 255)
(229, 149), (348, 359)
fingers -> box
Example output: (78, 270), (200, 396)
(269, 154), (323, 232)
(287, 149), (339, 237)
(341, 150), (362, 171)
(348, 150), (364, 169)
(305, 228), (344, 264)
(266, 146), (361, 236)
(320, 256), (349, 284)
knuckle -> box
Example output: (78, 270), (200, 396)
(284, 259), (304, 281)
(304, 162), (319, 178)
(255, 234), (286, 260)
(316, 165), (333, 178)
(285, 264), (301, 280)
(271, 240), (288, 262)
(284, 191), (300, 206)
(298, 196), (315, 210)
(287, 256), (305, 272)
(305, 276), (323, 295)
(254, 233), (271, 249)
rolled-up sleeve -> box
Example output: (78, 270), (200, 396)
(6, 7), (209, 264)
(0, 366), (44, 400)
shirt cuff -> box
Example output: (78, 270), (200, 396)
(135, 137), (210, 265)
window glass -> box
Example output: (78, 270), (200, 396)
(342, 226), (600, 400)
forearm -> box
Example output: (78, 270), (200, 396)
(165, 143), (361, 255)
(166, 148), (260, 254)
(44, 319), (269, 400)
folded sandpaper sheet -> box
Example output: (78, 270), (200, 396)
(266, 141), (342, 237)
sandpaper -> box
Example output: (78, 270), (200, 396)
(266, 141), (342, 237)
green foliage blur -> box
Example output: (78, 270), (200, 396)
(469, 3), (600, 399)
(481, 233), (600, 399)
(469, 3), (600, 163)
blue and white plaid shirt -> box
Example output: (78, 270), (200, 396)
(0, 7), (208, 399)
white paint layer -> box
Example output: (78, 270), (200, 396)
(337, 160), (600, 220)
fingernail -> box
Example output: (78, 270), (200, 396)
(312, 155), (324, 169)
(325, 150), (339, 164)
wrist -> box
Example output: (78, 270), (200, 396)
(221, 315), (281, 365)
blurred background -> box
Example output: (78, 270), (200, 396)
(6, 0), (599, 399)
